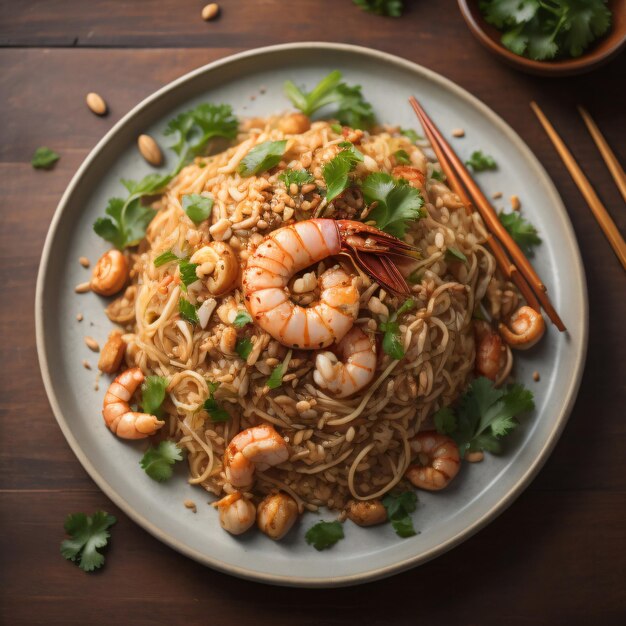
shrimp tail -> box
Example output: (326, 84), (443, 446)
(336, 220), (418, 296)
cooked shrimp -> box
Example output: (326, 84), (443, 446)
(102, 367), (165, 439)
(474, 320), (506, 381)
(392, 165), (426, 191)
(224, 424), (289, 488)
(256, 492), (299, 540)
(215, 492), (256, 536)
(346, 499), (387, 527)
(499, 306), (545, 350)
(405, 431), (460, 491)
(91, 249), (128, 296)
(313, 326), (377, 398)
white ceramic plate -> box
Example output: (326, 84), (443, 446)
(36, 43), (587, 587)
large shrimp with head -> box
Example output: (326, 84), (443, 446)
(242, 218), (415, 350)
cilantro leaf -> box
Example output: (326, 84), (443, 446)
(60, 511), (116, 572)
(182, 193), (213, 224)
(284, 71), (375, 129)
(140, 441), (183, 482)
(236, 337), (253, 360)
(436, 377), (535, 457)
(445, 247), (468, 264)
(498, 211), (542, 256)
(154, 250), (179, 267)
(353, 0), (404, 17)
(164, 103), (239, 173)
(178, 259), (199, 289)
(362, 172), (425, 238)
(394, 149), (411, 165)
(305, 521), (345, 550)
(232, 310), (253, 328)
(178, 297), (199, 325)
(382, 491), (417, 538)
(279, 168), (315, 188)
(141, 375), (168, 417)
(400, 128), (422, 143)
(465, 150), (497, 172)
(238, 140), (287, 177)
(202, 381), (230, 422)
(266, 364), (284, 389)
(561, 0), (612, 57)
(379, 298), (415, 360)
(322, 144), (363, 202)
(31, 146), (60, 169)
(430, 169), (445, 182)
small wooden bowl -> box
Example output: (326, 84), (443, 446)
(458, 0), (626, 76)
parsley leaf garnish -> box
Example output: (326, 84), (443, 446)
(362, 172), (425, 237)
(178, 259), (200, 289)
(435, 377), (535, 457)
(379, 298), (415, 360)
(498, 211), (542, 256)
(182, 193), (214, 224)
(266, 364), (284, 389)
(60, 511), (116, 572)
(322, 143), (364, 202)
(400, 128), (422, 143)
(284, 70), (375, 129)
(445, 246), (468, 264)
(140, 441), (183, 482)
(232, 310), (253, 328)
(238, 140), (287, 177)
(465, 150), (497, 172)
(236, 337), (253, 360)
(154, 250), (179, 267)
(394, 149), (411, 165)
(430, 169), (445, 182)
(178, 297), (199, 325)
(353, 0), (404, 17)
(31, 146), (60, 169)
(305, 521), (345, 550)
(382, 491), (417, 537)
(141, 375), (168, 417)
(279, 168), (315, 188)
(203, 381), (230, 422)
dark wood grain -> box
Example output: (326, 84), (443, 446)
(0, 1), (625, 623)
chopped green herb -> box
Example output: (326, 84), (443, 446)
(330, 123), (343, 133)
(407, 269), (423, 284)
(182, 193), (213, 224)
(266, 364), (284, 390)
(178, 259), (200, 289)
(353, 0), (404, 17)
(445, 247), (468, 264)
(31, 146), (60, 169)
(141, 375), (168, 417)
(435, 377), (535, 457)
(379, 298), (415, 360)
(178, 298), (199, 325)
(498, 211), (541, 256)
(322, 143), (364, 202)
(278, 168), (315, 188)
(362, 172), (425, 238)
(465, 150), (497, 172)
(236, 337), (253, 360)
(305, 520), (345, 550)
(394, 149), (411, 165)
(480, 0), (612, 60)
(430, 169), (445, 182)
(284, 70), (375, 129)
(400, 128), (422, 143)
(203, 383), (230, 422)
(382, 491), (417, 537)
(232, 310), (253, 328)
(60, 511), (117, 573)
(238, 140), (287, 177)
(140, 441), (183, 482)
(154, 250), (179, 267)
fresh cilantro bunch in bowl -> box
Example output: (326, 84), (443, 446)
(459, 0), (626, 75)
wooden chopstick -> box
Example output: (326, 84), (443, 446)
(409, 97), (565, 331)
(409, 99), (542, 312)
(578, 106), (626, 203)
(531, 101), (626, 271)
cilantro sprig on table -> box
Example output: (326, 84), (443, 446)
(434, 377), (535, 457)
(499, 211), (542, 256)
(140, 441), (183, 482)
(284, 70), (375, 130)
(353, 0), (404, 17)
(480, 0), (612, 60)
(31, 146), (60, 170)
(60, 511), (117, 572)
(93, 103), (238, 249)
(380, 298), (416, 360)
(362, 172), (425, 238)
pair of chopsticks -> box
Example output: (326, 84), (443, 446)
(409, 97), (566, 332)
(530, 102), (626, 270)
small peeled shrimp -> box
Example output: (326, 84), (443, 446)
(313, 326), (377, 398)
(474, 320), (505, 381)
(499, 306), (545, 350)
(256, 492), (299, 540)
(405, 431), (461, 491)
(91, 249), (128, 296)
(243, 219), (416, 349)
(215, 492), (256, 536)
(102, 367), (165, 439)
(224, 424), (289, 488)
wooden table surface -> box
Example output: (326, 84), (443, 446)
(1, 1), (624, 623)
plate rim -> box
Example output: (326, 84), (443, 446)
(35, 41), (588, 587)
